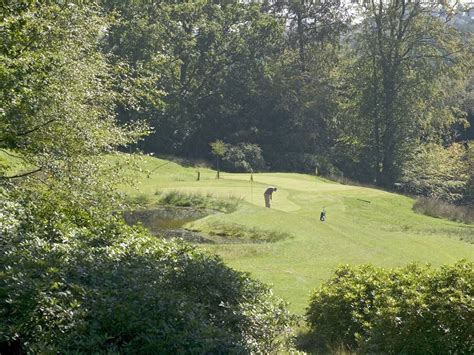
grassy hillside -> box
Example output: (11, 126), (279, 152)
(122, 155), (473, 314)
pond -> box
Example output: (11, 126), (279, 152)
(123, 206), (218, 242)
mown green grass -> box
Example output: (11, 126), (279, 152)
(120, 154), (474, 314)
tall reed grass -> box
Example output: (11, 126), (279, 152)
(158, 190), (241, 213)
(413, 197), (473, 224)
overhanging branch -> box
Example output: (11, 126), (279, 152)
(1, 168), (42, 179)
(0, 118), (57, 143)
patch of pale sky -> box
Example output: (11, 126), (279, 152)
(343, 0), (474, 23)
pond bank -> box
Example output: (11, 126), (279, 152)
(123, 206), (219, 243)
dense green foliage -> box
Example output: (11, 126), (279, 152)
(306, 262), (473, 353)
(401, 143), (471, 201)
(222, 142), (266, 172)
(335, 2), (471, 187)
(0, 190), (295, 353)
(100, 0), (473, 201)
(0, 2), (296, 353)
(103, 0), (283, 156)
(465, 144), (474, 204)
(0, 2), (143, 159)
(0, 2), (148, 210)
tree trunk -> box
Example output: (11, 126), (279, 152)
(379, 65), (398, 187)
(296, 4), (306, 72)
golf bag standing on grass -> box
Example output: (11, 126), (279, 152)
(320, 209), (326, 221)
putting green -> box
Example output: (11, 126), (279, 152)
(123, 155), (474, 313)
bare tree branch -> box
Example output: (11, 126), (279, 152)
(0, 118), (57, 143)
(1, 168), (42, 179)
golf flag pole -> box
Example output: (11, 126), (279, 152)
(250, 169), (253, 204)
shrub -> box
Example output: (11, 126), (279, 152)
(400, 143), (470, 202)
(222, 143), (266, 172)
(313, 155), (343, 178)
(0, 194), (295, 353)
(306, 262), (473, 354)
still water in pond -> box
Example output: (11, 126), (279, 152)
(146, 217), (196, 232)
(123, 207), (213, 235)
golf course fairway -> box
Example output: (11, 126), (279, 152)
(123, 156), (474, 314)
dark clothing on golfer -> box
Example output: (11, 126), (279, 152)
(264, 186), (276, 208)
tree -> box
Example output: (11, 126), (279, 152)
(460, 141), (474, 204)
(255, 44), (344, 170)
(0, 4), (297, 353)
(102, 0), (284, 157)
(336, 1), (472, 186)
(221, 142), (266, 172)
(264, 0), (350, 72)
(400, 143), (470, 201)
(243, 1), (351, 170)
(210, 140), (227, 179)
(0, 2), (148, 213)
(0, 3), (148, 228)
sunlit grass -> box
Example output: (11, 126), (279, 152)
(118, 154), (474, 314)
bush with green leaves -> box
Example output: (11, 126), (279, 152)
(0, 5), (297, 352)
(400, 143), (470, 202)
(0, 190), (296, 354)
(306, 262), (473, 354)
(222, 143), (266, 172)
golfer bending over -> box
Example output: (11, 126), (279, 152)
(264, 186), (277, 208)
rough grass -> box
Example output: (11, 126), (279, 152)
(124, 189), (241, 213)
(413, 197), (474, 226)
(157, 190), (241, 213)
(126, 193), (153, 207)
(117, 154), (474, 314)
